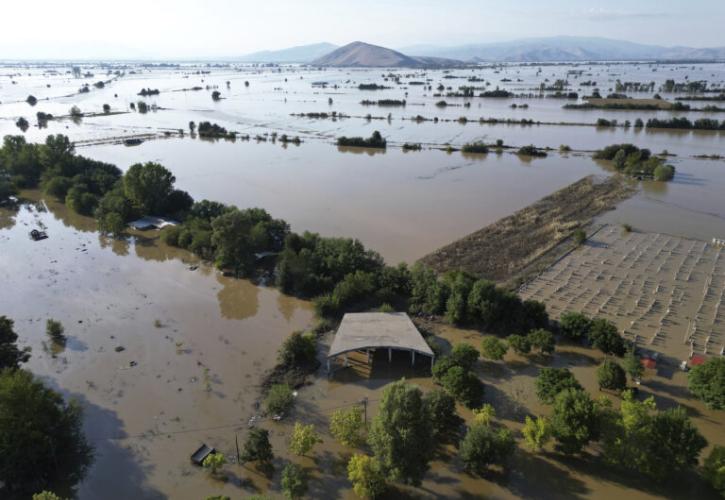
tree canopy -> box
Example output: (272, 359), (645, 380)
(688, 358), (725, 410)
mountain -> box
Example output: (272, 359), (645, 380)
(310, 41), (463, 68)
(237, 42), (338, 63)
(402, 37), (725, 62)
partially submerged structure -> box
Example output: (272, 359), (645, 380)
(327, 312), (435, 372)
(128, 216), (178, 231)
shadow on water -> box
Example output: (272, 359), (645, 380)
(36, 378), (165, 500)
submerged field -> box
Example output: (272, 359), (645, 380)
(1, 60), (725, 499)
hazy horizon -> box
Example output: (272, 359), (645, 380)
(2, 0), (724, 60)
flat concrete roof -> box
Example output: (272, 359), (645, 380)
(328, 312), (434, 359)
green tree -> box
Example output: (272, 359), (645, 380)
(0, 369), (92, 496)
(441, 366), (484, 408)
(459, 423), (515, 474)
(688, 358), (725, 410)
(597, 360), (627, 391)
(368, 380), (434, 485)
(507, 334), (531, 355)
(589, 318), (625, 356)
(122, 162), (175, 214)
(449, 343), (479, 370)
(472, 404), (496, 426)
(46, 319), (65, 343)
(281, 463), (308, 500)
(0, 316), (31, 370)
(551, 389), (600, 454)
(330, 406), (366, 447)
(622, 347), (643, 382)
(558, 311), (592, 341)
(98, 212), (126, 236)
(347, 454), (387, 499)
(265, 384), (294, 416)
(32, 492), (65, 500)
(703, 446), (725, 496)
(527, 329), (555, 354)
(443, 272), (474, 324)
(522, 416), (551, 452)
(202, 452), (226, 477)
(480, 337), (507, 361)
(241, 428), (274, 464)
(278, 331), (316, 369)
(289, 422), (321, 456)
(422, 388), (459, 441)
(535, 368), (582, 404)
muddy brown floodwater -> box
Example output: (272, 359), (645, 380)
(0, 195), (314, 499)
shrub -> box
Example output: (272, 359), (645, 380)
(241, 428), (273, 464)
(507, 334), (531, 355)
(459, 423), (515, 474)
(703, 446), (725, 495)
(281, 463), (308, 500)
(597, 360), (627, 391)
(289, 422), (321, 456)
(551, 389), (600, 454)
(449, 343), (479, 370)
(573, 228), (587, 246)
(330, 406), (366, 447)
(517, 145), (547, 157)
(653, 164), (675, 181)
(423, 388), (459, 440)
(522, 415), (551, 451)
(265, 384), (294, 416)
(688, 358), (725, 409)
(278, 331), (317, 369)
(347, 454), (387, 499)
(337, 131), (386, 149)
(461, 142), (489, 154)
(480, 337), (507, 361)
(46, 319), (65, 342)
(441, 366), (484, 408)
(589, 318), (625, 356)
(558, 311), (592, 341)
(527, 329), (555, 354)
(535, 368), (582, 405)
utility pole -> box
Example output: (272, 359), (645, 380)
(235, 433), (241, 464)
(360, 397), (368, 426)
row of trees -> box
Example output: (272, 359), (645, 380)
(594, 143), (675, 181)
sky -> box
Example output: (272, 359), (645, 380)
(1, 0), (723, 59)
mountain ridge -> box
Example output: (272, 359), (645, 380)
(310, 41), (463, 68)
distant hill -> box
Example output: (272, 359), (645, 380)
(402, 36), (725, 62)
(310, 41), (463, 68)
(237, 42), (338, 63)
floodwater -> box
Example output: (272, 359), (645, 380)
(0, 197), (314, 499)
(2, 60), (725, 499)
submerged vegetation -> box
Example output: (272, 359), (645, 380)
(337, 130), (387, 149)
(594, 144), (676, 181)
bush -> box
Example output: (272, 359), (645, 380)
(703, 446), (725, 495)
(589, 318), (625, 356)
(423, 388), (459, 441)
(289, 422), (321, 456)
(517, 145), (547, 157)
(337, 131), (386, 149)
(527, 329), (555, 354)
(653, 164), (675, 181)
(347, 454), (387, 499)
(535, 368), (582, 405)
(241, 428), (273, 464)
(278, 331), (317, 369)
(441, 366), (484, 408)
(46, 319), (65, 342)
(522, 415), (551, 452)
(480, 337), (507, 361)
(459, 423), (515, 474)
(551, 389), (600, 454)
(597, 360), (627, 391)
(449, 343), (479, 370)
(461, 142), (489, 154)
(688, 358), (725, 409)
(265, 384), (294, 416)
(573, 228), (587, 246)
(558, 311), (592, 341)
(281, 463), (307, 499)
(507, 334), (531, 355)
(330, 406), (365, 447)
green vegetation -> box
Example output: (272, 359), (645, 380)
(0, 369), (92, 496)
(522, 415), (552, 451)
(646, 117), (725, 130)
(197, 121), (235, 139)
(517, 145), (547, 157)
(589, 318), (626, 356)
(241, 428), (274, 464)
(330, 406), (366, 447)
(527, 328), (555, 354)
(265, 383), (294, 416)
(440, 365), (485, 408)
(597, 360), (627, 392)
(559, 311), (592, 341)
(422, 389), (459, 441)
(289, 422), (322, 456)
(202, 452), (226, 477)
(703, 446), (725, 495)
(459, 422), (515, 474)
(551, 388), (601, 454)
(594, 144), (676, 181)
(536, 368), (582, 404)
(337, 131), (387, 149)
(461, 142), (489, 154)
(368, 380), (434, 486)
(347, 454), (387, 499)
(281, 463), (308, 499)
(358, 84), (390, 90)
(507, 334), (531, 355)
(360, 99), (406, 106)
(688, 358), (725, 410)
(480, 337), (507, 360)
(573, 228), (587, 245)
(46, 319), (65, 343)
(0, 316), (31, 370)
(137, 88), (160, 96)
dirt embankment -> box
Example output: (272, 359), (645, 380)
(418, 175), (636, 286)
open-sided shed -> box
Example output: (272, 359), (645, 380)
(327, 312), (434, 372)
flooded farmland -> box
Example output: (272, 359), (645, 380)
(1, 58), (725, 499)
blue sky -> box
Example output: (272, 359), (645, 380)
(1, 0), (723, 59)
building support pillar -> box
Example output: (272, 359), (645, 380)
(411, 350), (416, 366)
(388, 348), (392, 363)
(344, 353), (349, 367)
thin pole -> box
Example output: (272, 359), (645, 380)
(235, 433), (240, 463)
